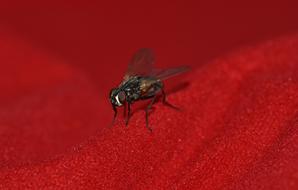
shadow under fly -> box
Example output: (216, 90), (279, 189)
(109, 48), (189, 132)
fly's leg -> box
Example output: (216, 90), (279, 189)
(123, 102), (127, 117)
(110, 105), (118, 127)
(146, 96), (157, 132)
(161, 88), (180, 110)
(125, 103), (131, 126)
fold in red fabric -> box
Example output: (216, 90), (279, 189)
(0, 33), (298, 189)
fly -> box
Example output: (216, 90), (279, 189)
(109, 48), (189, 132)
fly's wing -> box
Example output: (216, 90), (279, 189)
(124, 48), (155, 80)
(152, 66), (190, 80)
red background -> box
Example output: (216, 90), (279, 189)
(0, 0), (298, 189)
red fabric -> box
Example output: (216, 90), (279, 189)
(1, 32), (298, 190)
(0, 1), (298, 189)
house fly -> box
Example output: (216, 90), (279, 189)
(109, 48), (189, 132)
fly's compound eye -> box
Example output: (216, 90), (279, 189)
(118, 91), (126, 102)
(115, 91), (126, 106)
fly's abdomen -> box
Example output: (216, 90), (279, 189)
(140, 78), (163, 98)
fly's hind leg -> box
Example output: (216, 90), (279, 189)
(161, 88), (180, 111)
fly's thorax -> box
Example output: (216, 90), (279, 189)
(124, 84), (141, 103)
(115, 76), (142, 103)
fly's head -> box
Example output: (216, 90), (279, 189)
(109, 88), (126, 107)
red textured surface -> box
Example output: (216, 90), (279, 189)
(1, 33), (298, 189)
(1, 1), (298, 190)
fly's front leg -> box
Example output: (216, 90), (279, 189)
(125, 103), (131, 126)
(110, 105), (118, 127)
(145, 95), (157, 132)
(161, 88), (180, 110)
(123, 101), (127, 117)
